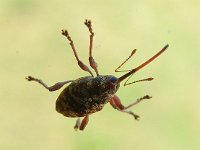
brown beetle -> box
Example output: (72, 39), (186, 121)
(26, 19), (168, 131)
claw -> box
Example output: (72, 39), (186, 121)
(134, 115), (140, 121)
(61, 29), (69, 36)
(84, 19), (92, 28)
(143, 95), (152, 99)
(129, 111), (140, 120)
(25, 76), (34, 81)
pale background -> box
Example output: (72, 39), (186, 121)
(1, 0), (200, 150)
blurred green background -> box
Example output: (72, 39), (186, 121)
(1, 0), (200, 150)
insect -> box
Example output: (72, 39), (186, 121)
(26, 19), (168, 131)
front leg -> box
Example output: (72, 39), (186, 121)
(26, 76), (73, 92)
(110, 95), (152, 120)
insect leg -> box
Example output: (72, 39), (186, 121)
(124, 95), (152, 109)
(74, 118), (81, 131)
(84, 19), (99, 76)
(80, 115), (89, 130)
(62, 30), (94, 76)
(26, 76), (73, 92)
(110, 95), (152, 120)
(74, 116), (89, 131)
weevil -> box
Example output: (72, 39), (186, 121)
(26, 19), (168, 131)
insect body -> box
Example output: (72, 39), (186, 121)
(56, 75), (119, 118)
(26, 19), (168, 131)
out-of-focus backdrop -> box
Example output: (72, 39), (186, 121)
(1, 0), (200, 150)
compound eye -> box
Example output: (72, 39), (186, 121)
(109, 76), (118, 83)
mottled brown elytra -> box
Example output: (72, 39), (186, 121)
(26, 19), (168, 131)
